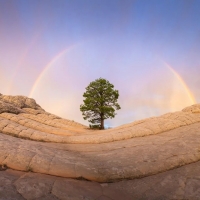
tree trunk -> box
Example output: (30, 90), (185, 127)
(100, 118), (104, 130)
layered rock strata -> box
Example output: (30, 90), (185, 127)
(2, 160), (200, 200)
(0, 94), (200, 199)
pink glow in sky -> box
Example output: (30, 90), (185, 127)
(0, 0), (200, 127)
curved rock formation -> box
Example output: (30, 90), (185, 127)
(0, 94), (200, 199)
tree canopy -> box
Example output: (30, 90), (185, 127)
(80, 78), (121, 129)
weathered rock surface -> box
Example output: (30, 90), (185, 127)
(0, 94), (200, 199)
(0, 95), (43, 110)
(0, 100), (24, 114)
(2, 160), (200, 200)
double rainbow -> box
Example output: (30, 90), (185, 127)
(29, 48), (196, 106)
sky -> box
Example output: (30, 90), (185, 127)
(0, 0), (200, 127)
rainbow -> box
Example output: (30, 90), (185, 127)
(29, 49), (196, 106)
(164, 62), (196, 104)
(29, 44), (77, 98)
(7, 33), (41, 94)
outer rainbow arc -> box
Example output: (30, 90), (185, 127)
(29, 44), (76, 98)
(164, 62), (196, 105)
(7, 33), (41, 95)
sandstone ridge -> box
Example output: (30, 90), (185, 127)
(1, 94), (200, 199)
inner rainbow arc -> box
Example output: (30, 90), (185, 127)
(29, 50), (196, 109)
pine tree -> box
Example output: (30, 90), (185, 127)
(80, 78), (121, 129)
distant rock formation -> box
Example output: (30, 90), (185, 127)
(0, 94), (44, 111)
(0, 94), (200, 199)
(182, 103), (200, 113)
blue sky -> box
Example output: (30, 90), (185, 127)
(0, 0), (200, 126)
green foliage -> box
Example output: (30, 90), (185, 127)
(80, 78), (121, 129)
